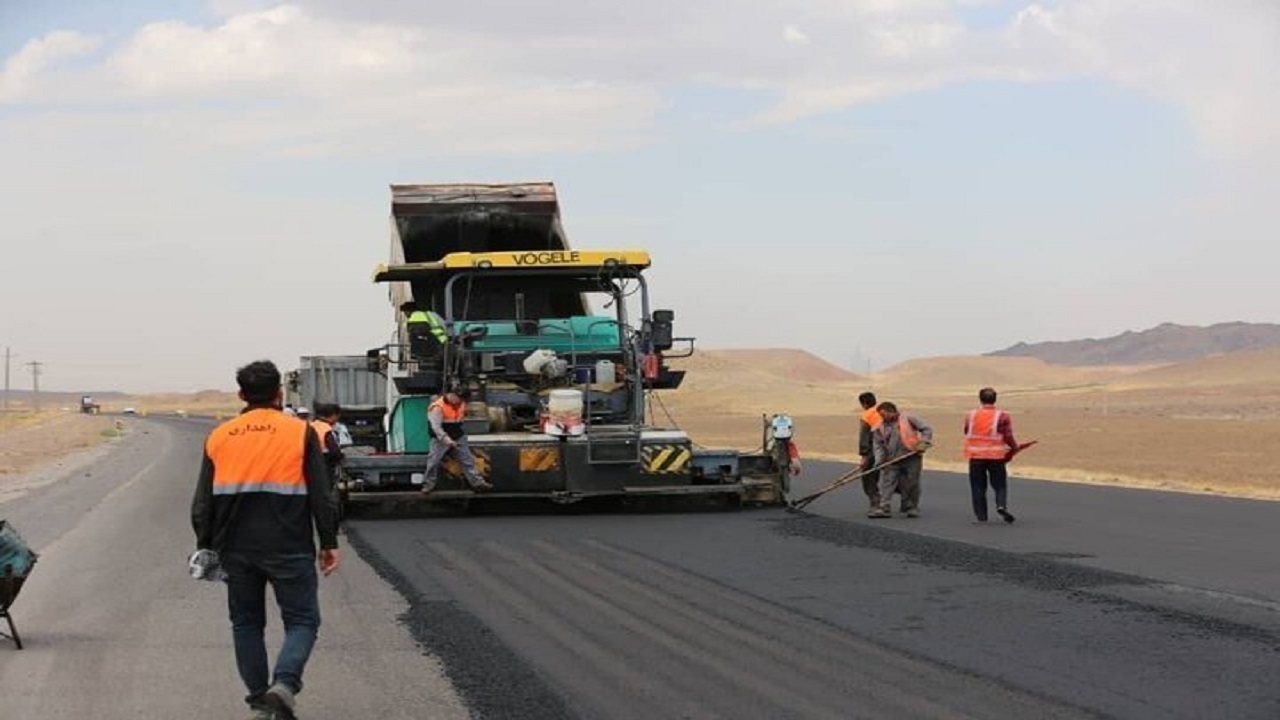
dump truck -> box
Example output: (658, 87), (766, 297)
(341, 182), (795, 516)
(79, 396), (100, 415)
(284, 355), (388, 451)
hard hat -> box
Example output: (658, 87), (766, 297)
(296, 406), (311, 416)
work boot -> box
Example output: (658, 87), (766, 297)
(247, 709), (275, 720)
(471, 480), (494, 492)
(905, 508), (920, 518)
(997, 507), (1016, 524)
(262, 683), (297, 720)
(419, 480), (436, 494)
(867, 507), (891, 519)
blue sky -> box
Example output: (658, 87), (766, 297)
(0, 0), (1276, 391)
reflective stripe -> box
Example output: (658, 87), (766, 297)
(212, 482), (310, 496)
(964, 407), (1010, 459)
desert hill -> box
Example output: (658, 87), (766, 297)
(988, 321), (1280, 366)
(665, 349), (865, 415)
(874, 356), (1135, 394)
(1111, 347), (1280, 389)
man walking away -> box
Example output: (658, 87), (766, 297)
(870, 402), (933, 519)
(856, 391), (883, 510)
(422, 387), (494, 493)
(964, 387), (1019, 524)
(191, 360), (341, 720)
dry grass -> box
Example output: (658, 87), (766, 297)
(0, 412), (117, 476)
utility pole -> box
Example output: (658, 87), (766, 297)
(26, 360), (42, 411)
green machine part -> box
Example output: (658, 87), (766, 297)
(456, 315), (620, 353)
(388, 395), (434, 453)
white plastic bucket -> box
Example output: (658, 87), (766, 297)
(545, 389), (584, 436)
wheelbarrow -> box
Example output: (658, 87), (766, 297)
(0, 520), (37, 650)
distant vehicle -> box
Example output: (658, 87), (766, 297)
(79, 396), (101, 415)
(174, 409), (188, 418)
(122, 407), (137, 415)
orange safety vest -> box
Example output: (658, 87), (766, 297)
(205, 408), (308, 496)
(897, 416), (921, 451)
(860, 407), (883, 431)
(429, 397), (467, 422)
(963, 407), (1010, 460)
(310, 419), (333, 445)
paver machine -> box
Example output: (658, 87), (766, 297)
(341, 183), (795, 515)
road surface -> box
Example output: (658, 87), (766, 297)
(3, 419), (1278, 719)
(349, 459), (1280, 719)
(0, 417), (470, 720)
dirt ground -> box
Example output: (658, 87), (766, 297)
(670, 385), (1280, 500)
(0, 412), (121, 504)
(0, 413), (117, 475)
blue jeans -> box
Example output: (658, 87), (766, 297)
(223, 551), (320, 708)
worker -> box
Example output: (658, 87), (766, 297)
(856, 391), (883, 510)
(964, 387), (1019, 524)
(870, 402), (933, 519)
(310, 403), (344, 472)
(282, 404), (298, 417)
(295, 407), (311, 422)
(190, 360), (340, 720)
(422, 386), (493, 493)
(782, 439), (802, 476)
(406, 306), (449, 360)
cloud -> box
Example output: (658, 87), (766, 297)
(1009, 0), (1280, 158)
(1, 1), (1277, 158)
(0, 30), (100, 101)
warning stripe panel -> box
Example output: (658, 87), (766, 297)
(520, 446), (561, 472)
(642, 445), (692, 474)
(443, 448), (491, 478)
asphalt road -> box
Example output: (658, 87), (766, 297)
(349, 459), (1280, 719)
(0, 417), (470, 720)
(3, 420), (1279, 719)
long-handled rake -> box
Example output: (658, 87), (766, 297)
(787, 451), (921, 513)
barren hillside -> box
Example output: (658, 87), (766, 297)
(1111, 348), (1280, 389)
(989, 321), (1280, 365)
(874, 355), (1139, 394)
(664, 349), (865, 416)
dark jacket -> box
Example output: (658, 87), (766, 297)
(191, 407), (339, 554)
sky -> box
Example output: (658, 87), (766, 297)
(0, 0), (1277, 392)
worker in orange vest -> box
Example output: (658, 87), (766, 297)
(964, 387), (1019, 523)
(856, 391), (884, 510)
(869, 402), (933, 519)
(191, 360), (340, 720)
(422, 386), (493, 493)
(310, 403), (344, 473)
